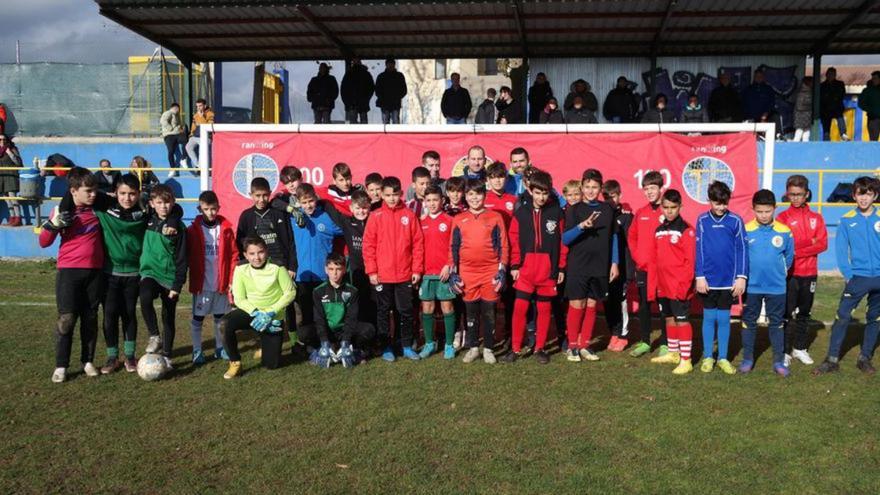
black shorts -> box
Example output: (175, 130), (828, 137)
(56, 268), (104, 314)
(658, 297), (689, 322)
(701, 289), (734, 310)
(565, 274), (609, 301)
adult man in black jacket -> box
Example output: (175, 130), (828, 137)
(441, 73), (472, 124)
(820, 67), (848, 140)
(603, 76), (639, 123)
(375, 59), (408, 124)
(340, 59), (374, 124)
(708, 73), (743, 122)
(306, 63), (339, 124)
(496, 86), (525, 124)
(527, 72), (553, 124)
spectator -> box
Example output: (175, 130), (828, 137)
(793, 76), (814, 142)
(159, 102), (187, 178)
(340, 59), (375, 124)
(475, 88), (497, 124)
(0, 103), (6, 135)
(709, 72), (743, 122)
(496, 86), (524, 124)
(859, 71), (880, 142)
(564, 96), (598, 124)
(0, 134), (22, 226)
(185, 98), (214, 168)
(375, 58), (408, 124)
(603, 76), (639, 123)
(681, 93), (708, 123)
(641, 93), (676, 123)
(307, 62), (339, 124)
(406, 150), (444, 201)
(131, 155), (160, 206)
(440, 73), (472, 124)
(93, 159), (120, 194)
(742, 69), (775, 123)
(539, 97), (564, 124)
(528, 72), (554, 124)
(563, 79), (598, 113)
(820, 67), (848, 141)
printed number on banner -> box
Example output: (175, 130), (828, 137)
(633, 169), (671, 189)
(301, 167), (325, 185)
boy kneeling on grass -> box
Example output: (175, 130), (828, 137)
(299, 253), (376, 368)
(221, 236), (296, 379)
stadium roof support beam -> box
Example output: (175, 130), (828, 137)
(294, 4), (352, 59)
(651, 0), (677, 57)
(511, 1), (529, 58)
(810, 0), (880, 54)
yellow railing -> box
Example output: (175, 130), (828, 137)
(761, 168), (877, 213)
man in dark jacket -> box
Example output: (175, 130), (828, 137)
(859, 71), (880, 141)
(563, 79), (598, 113)
(440, 72), (472, 124)
(374, 59), (408, 124)
(527, 72), (553, 124)
(475, 88), (497, 124)
(741, 69), (775, 123)
(564, 96), (598, 124)
(340, 59), (374, 124)
(496, 86), (524, 124)
(307, 63), (339, 124)
(603, 76), (639, 123)
(820, 67), (848, 140)
(641, 93), (676, 123)
(708, 73), (743, 123)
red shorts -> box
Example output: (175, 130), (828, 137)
(514, 253), (557, 297)
(461, 269), (499, 303)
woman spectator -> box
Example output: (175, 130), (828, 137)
(641, 93), (677, 123)
(131, 155), (160, 206)
(793, 77), (813, 142)
(539, 97), (564, 124)
(564, 96), (598, 124)
(681, 94), (709, 123)
(0, 134), (23, 226)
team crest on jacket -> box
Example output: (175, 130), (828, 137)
(401, 216), (409, 226)
(545, 219), (558, 234)
(875, 221), (880, 233)
(317, 223), (326, 232)
(670, 233), (680, 244)
(341, 291), (352, 303)
(809, 218), (817, 230)
(439, 222), (448, 232)
(506, 202), (514, 211)
(771, 235), (783, 247)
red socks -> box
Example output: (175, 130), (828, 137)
(535, 301), (551, 351)
(667, 323), (679, 353)
(566, 306), (584, 350)
(579, 306), (597, 349)
(511, 298), (530, 353)
(678, 322), (693, 360)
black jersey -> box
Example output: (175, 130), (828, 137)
(236, 206), (297, 272)
(322, 200), (366, 271)
(564, 200), (617, 277)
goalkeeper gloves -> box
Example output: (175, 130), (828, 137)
(287, 197), (306, 228)
(492, 267), (507, 292)
(249, 311), (276, 332)
(315, 341), (333, 369)
(336, 341), (355, 368)
(267, 320), (283, 333)
(448, 271), (464, 295)
(42, 206), (72, 232)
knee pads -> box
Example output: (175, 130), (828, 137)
(57, 313), (76, 335)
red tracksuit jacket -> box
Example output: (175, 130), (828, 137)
(628, 202), (665, 272)
(776, 204), (827, 277)
(653, 215), (696, 301)
(187, 214), (238, 295)
(362, 202), (425, 283)
(484, 189), (518, 227)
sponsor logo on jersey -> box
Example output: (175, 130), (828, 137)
(439, 223), (448, 232)
(317, 223), (326, 232)
(506, 202), (514, 211)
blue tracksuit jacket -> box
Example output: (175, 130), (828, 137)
(745, 219), (794, 295)
(292, 206), (343, 283)
(695, 210), (749, 289)
(835, 207), (880, 280)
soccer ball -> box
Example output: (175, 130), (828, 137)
(137, 353), (168, 381)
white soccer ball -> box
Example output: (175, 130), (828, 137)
(137, 353), (168, 381)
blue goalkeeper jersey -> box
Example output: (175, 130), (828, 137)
(695, 210), (749, 289)
(835, 207), (880, 280)
(744, 220), (793, 295)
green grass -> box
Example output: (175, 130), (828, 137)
(1, 262), (878, 494)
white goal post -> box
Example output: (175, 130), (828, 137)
(199, 122), (776, 193)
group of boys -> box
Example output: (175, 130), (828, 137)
(41, 146), (878, 381)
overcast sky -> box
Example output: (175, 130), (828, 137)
(2, 1), (879, 115)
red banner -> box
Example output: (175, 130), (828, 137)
(211, 131), (758, 224)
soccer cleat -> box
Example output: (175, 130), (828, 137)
(381, 347), (396, 362)
(402, 347), (421, 361)
(51, 367), (66, 383)
(124, 357), (137, 373)
(657, 345), (670, 357)
(83, 362), (100, 377)
(483, 348), (497, 364)
(419, 342), (437, 359)
(783, 353), (792, 367)
(214, 348), (230, 361)
(253, 348), (262, 361)
(453, 331), (464, 350)
(717, 359), (736, 375)
(608, 336), (627, 352)
(579, 348), (600, 362)
(857, 357), (876, 375)
(100, 357), (121, 375)
(519, 345), (533, 357)
(192, 350), (206, 365)
(462, 347), (481, 363)
(566, 349), (581, 362)
(738, 360), (754, 374)
(812, 359), (840, 375)
(791, 349), (814, 365)
(629, 342), (651, 358)
(443, 344), (456, 360)
(773, 362), (791, 377)
(651, 352), (680, 365)
(163, 356), (174, 370)
(501, 351), (519, 363)
(535, 350), (550, 365)
(145, 336), (162, 354)
(223, 361), (242, 379)
(672, 359), (693, 375)
(700, 358), (715, 373)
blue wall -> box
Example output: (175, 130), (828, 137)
(4, 140), (878, 271)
